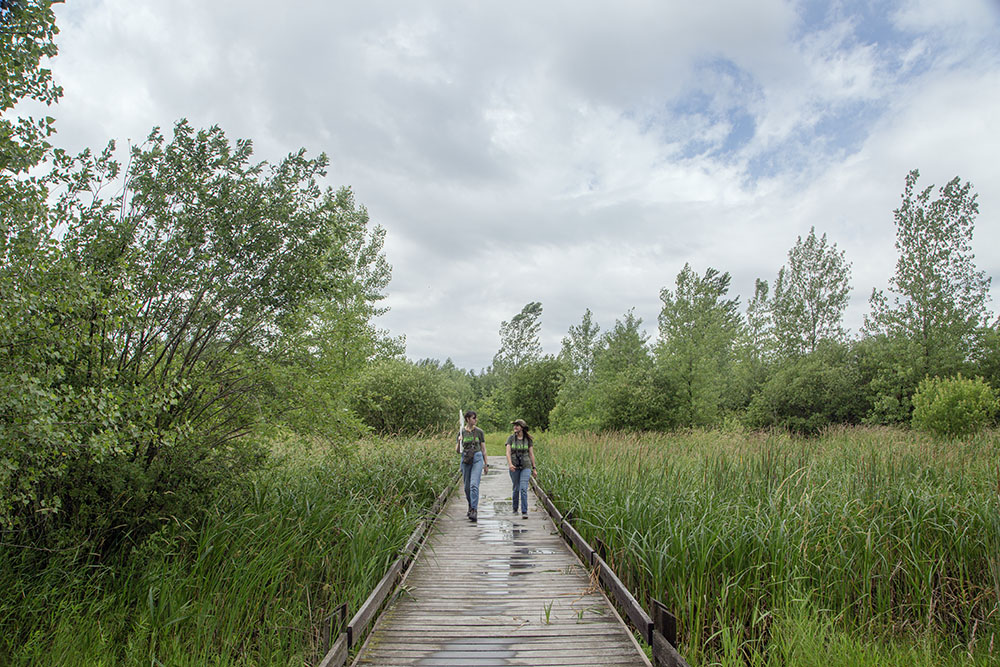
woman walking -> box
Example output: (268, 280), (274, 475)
(456, 410), (487, 521)
(505, 419), (536, 518)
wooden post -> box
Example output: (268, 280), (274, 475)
(652, 600), (677, 648)
(594, 536), (608, 562)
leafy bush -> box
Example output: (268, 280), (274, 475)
(911, 374), (998, 439)
(350, 359), (457, 434)
(746, 342), (868, 434)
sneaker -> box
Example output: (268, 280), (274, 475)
(470, 508), (478, 522)
(522, 513), (528, 519)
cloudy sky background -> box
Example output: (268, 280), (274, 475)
(27, 0), (1000, 370)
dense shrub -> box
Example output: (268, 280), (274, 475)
(911, 373), (998, 439)
(746, 342), (868, 434)
(350, 359), (457, 434)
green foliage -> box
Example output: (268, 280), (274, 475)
(772, 226), (852, 356)
(911, 374), (998, 439)
(657, 265), (741, 427)
(855, 334), (925, 424)
(540, 429), (1000, 664)
(728, 278), (775, 412)
(505, 356), (564, 430)
(551, 309), (670, 432)
(746, 341), (868, 434)
(350, 358), (459, 434)
(0, 0), (61, 178)
(865, 169), (991, 384)
(492, 301), (543, 375)
(559, 307), (600, 380)
(970, 320), (1000, 391)
(0, 437), (455, 665)
(2, 121), (392, 552)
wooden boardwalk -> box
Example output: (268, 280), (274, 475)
(351, 463), (652, 667)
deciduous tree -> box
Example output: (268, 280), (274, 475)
(493, 301), (543, 375)
(864, 169), (992, 421)
(772, 227), (852, 356)
(657, 265), (741, 427)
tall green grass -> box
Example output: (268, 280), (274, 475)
(0, 435), (454, 666)
(538, 427), (1000, 666)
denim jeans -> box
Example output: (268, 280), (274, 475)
(461, 451), (484, 510)
(509, 467), (531, 514)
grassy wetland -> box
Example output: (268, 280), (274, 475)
(0, 436), (455, 666)
(537, 427), (1000, 666)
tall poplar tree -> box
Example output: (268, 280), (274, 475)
(559, 308), (601, 380)
(771, 227), (852, 357)
(492, 301), (543, 375)
(657, 265), (741, 427)
(865, 169), (991, 377)
(863, 169), (992, 421)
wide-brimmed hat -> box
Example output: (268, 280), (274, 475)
(511, 419), (528, 428)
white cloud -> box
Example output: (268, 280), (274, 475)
(22, 0), (1000, 369)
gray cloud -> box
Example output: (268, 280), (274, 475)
(24, 0), (1000, 370)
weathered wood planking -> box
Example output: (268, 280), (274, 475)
(350, 463), (652, 667)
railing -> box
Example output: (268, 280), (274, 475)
(531, 477), (691, 667)
(315, 476), (457, 667)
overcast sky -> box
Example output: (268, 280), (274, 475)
(27, 0), (1000, 370)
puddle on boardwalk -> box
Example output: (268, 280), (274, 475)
(476, 517), (527, 544)
(415, 637), (523, 666)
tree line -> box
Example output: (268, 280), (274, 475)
(2, 1), (997, 561)
(352, 171), (998, 437)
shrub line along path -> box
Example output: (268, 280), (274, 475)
(350, 463), (652, 666)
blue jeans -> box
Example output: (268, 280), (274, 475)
(509, 467), (531, 513)
(461, 451), (484, 510)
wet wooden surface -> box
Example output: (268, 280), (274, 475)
(351, 461), (652, 667)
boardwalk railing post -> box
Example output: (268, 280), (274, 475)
(652, 600), (678, 648)
(594, 536), (608, 562)
(316, 603), (349, 667)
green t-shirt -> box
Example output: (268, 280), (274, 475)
(460, 427), (485, 453)
(505, 435), (532, 469)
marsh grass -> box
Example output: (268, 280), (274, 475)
(539, 427), (1000, 665)
(0, 435), (454, 666)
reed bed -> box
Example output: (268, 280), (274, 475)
(0, 435), (455, 666)
(538, 427), (1000, 666)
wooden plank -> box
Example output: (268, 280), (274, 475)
(347, 557), (402, 647)
(530, 477), (563, 523)
(594, 553), (654, 644)
(348, 464), (652, 667)
(316, 633), (348, 667)
(652, 629), (691, 667)
(559, 517), (594, 564)
(401, 519), (426, 559)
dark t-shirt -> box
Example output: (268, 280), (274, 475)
(505, 435), (533, 469)
(460, 427), (485, 453)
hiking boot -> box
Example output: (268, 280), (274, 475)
(470, 508), (478, 522)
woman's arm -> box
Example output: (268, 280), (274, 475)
(506, 443), (514, 470)
(529, 444), (537, 476)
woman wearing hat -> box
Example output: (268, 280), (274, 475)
(505, 419), (536, 518)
